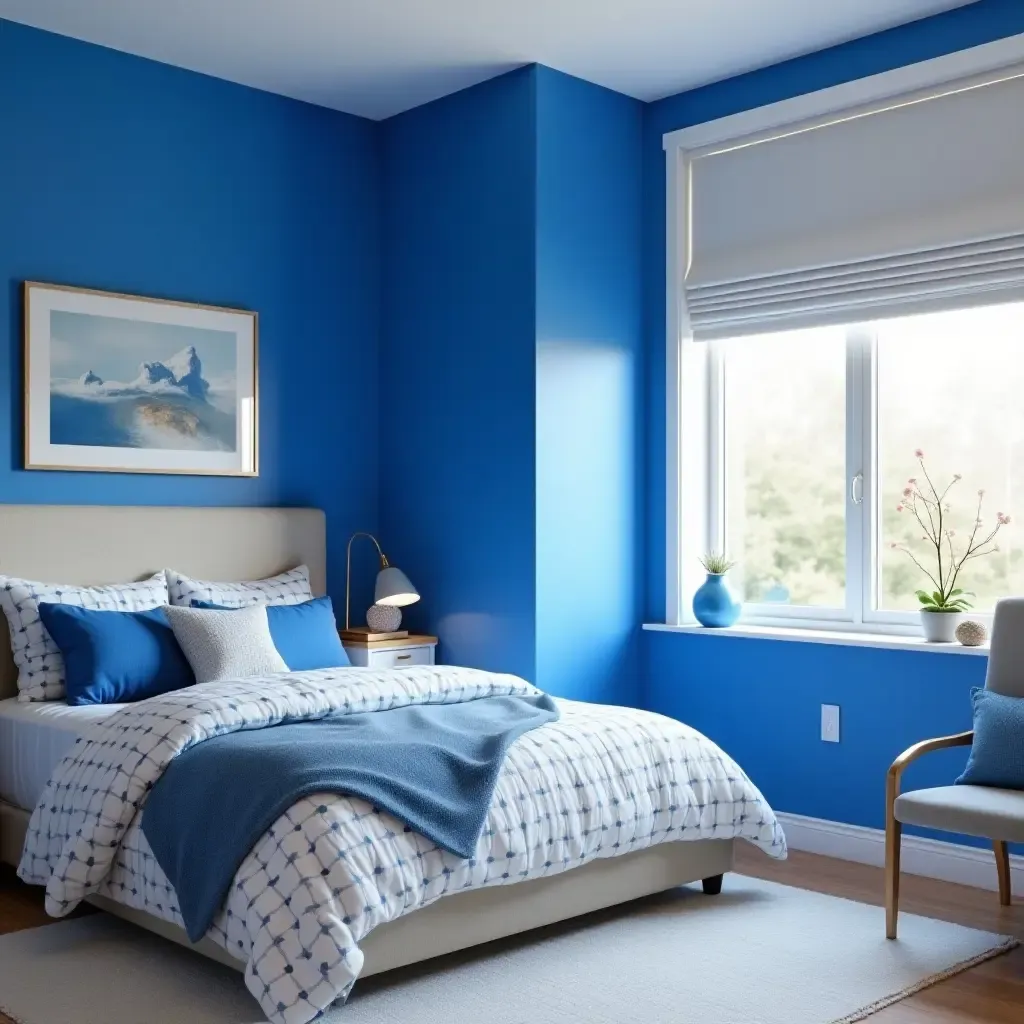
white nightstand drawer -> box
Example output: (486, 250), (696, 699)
(343, 638), (437, 668)
(365, 645), (434, 669)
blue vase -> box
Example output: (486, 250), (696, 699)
(692, 573), (741, 628)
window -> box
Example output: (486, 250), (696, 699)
(662, 48), (1024, 633)
(876, 306), (1024, 613)
(702, 302), (1024, 632)
(723, 327), (847, 612)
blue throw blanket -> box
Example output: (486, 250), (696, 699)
(141, 692), (559, 941)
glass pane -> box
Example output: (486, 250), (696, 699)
(877, 303), (1024, 612)
(724, 327), (847, 607)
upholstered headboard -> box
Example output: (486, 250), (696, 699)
(0, 505), (326, 700)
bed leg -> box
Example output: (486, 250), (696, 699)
(702, 874), (724, 895)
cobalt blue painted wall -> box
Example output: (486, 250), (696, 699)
(535, 67), (644, 705)
(0, 20), (381, 604)
(380, 67), (644, 704)
(379, 69), (538, 680)
(641, 0), (1024, 840)
(646, 631), (990, 842)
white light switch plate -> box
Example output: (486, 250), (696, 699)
(821, 704), (840, 743)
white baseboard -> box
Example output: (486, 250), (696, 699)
(776, 811), (1024, 893)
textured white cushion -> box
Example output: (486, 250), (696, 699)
(165, 605), (288, 684)
(0, 574), (168, 703)
(165, 565), (312, 608)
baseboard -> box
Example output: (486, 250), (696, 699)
(776, 811), (1024, 893)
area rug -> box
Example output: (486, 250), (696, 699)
(0, 875), (1015, 1024)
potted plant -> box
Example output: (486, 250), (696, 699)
(693, 552), (741, 628)
(893, 450), (1010, 642)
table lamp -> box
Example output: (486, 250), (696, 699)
(342, 532), (419, 639)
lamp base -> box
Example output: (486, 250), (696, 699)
(339, 626), (409, 642)
(366, 603), (403, 633)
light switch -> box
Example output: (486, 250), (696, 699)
(821, 704), (840, 743)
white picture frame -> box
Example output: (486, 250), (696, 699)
(24, 282), (258, 477)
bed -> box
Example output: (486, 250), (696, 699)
(0, 504), (785, 1023)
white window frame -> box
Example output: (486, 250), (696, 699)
(707, 326), (901, 633)
(663, 34), (1024, 632)
(706, 329), (855, 629)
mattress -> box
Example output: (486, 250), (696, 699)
(0, 698), (122, 810)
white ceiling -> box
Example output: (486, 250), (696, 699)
(0, 0), (975, 121)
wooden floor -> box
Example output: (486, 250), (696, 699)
(1, 845), (1021, 1022)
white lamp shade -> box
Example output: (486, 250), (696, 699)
(374, 565), (419, 607)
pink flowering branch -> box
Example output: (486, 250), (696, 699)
(894, 452), (1010, 611)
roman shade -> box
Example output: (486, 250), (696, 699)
(681, 66), (1024, 340)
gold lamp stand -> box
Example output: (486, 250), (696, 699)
(340, 531), (420, 642)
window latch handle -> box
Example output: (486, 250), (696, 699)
(851, 473), (864, 505)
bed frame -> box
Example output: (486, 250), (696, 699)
(0, 504), (734, 978)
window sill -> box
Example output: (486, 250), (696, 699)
(642, 622), (989, 656)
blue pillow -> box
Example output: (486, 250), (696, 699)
(190, 596), (350, 671)
(38, 604), (195, 706)
(955, 688), (1024, 789)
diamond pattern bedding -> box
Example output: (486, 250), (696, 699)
(165, 565), (312, 608)
(19, 666), (786, 1023)
(0, 573), (168, 703)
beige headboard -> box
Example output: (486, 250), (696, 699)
(0, 505), (326, 700)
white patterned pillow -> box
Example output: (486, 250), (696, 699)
(0, 574), (169, 703)
(165, 605), (288, 684)
(165, 565), (312, 608)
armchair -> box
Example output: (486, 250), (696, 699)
(885, 599), (1024, 939)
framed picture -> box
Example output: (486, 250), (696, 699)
(24, 283), (258, 476)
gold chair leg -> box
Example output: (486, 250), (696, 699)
(994, 840), (1012, 906)
(885, 817), (902, 938)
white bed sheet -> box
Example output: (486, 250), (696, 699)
(0, 698), (123, 809)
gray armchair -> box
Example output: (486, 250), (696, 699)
(885, 598), (1024, 939)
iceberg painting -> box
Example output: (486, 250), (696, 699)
(49, 312), (237, 452)
(25, 284), (258, 476)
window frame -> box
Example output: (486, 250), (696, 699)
(677, 321), (1002, 637)
(661, 35), (1024, 632)
(706, 329), (867, 630)
(705, 326), (930, 634)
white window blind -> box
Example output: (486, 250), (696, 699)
(682, 67), (1024, 340)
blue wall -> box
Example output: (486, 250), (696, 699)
(642, 0), (1024, 839)
(0, 23), (647, 706)
(381, 67), (644, 703)
(379, 69), (539, 680)
(0, 20), (381, 604)
(535, 67), (643, 705)
(646, 632), (989, 839)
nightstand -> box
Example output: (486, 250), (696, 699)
(342, 634), (438, 668)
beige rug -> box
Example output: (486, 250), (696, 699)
(0, 875), (1015, 1024)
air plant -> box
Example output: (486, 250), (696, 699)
(892, 450), (1010, 612)
(700, 551), (736, 575)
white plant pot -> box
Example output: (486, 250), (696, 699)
(919, 610), (962, 643)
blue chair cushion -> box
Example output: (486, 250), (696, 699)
(190, 596), (350, 671)
(956, 687), (1024, 790)
(38, 604), (195, 706)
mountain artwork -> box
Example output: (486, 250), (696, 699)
(25, 284), (257, 476)
(50, 344), (237, 452)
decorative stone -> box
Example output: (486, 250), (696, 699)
(955, 620), (988, 647)
(366, 603), (402, 632)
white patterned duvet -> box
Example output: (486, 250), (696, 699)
(19, 666), (786, 1024)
